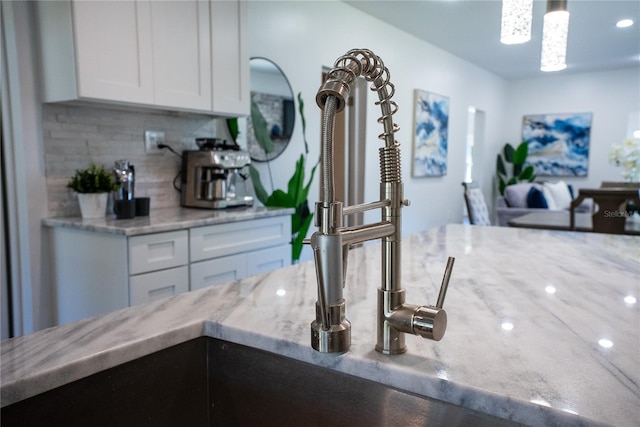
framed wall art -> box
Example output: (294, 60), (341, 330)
(522, 112), (592, 177)
(412, 89), (449, 177)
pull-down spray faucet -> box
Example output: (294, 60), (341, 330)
(310, 49), (455, 354)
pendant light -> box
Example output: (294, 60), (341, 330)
(500, 0), (533, 44)
(541, 0), (570, 72)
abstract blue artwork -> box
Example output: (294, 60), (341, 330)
(412, 89), (449, 177)
(522, 113), (592, 177)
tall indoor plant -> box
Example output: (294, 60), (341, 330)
(496, 141), (536, 195)
(237, 92), (318, 263)
(67, 163), (117, 219)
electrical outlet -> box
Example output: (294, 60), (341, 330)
(144, 131), (165, 153)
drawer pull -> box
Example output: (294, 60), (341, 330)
(148, 285), (176, 301)
(203, 271), (237, 284)
(147, 241), (175, 262)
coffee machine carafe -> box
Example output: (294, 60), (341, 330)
(180, 138), (254, 209)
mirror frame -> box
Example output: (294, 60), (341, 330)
(246, 57), (295, 162)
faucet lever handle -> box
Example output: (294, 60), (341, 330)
(411, 256), (455, 342)
(436, 257), (455, 309)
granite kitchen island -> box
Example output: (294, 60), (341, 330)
(2, 224), (638, 426)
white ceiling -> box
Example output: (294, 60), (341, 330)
(342, 0), (640, 81)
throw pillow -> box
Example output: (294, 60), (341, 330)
(541, 185), (558, 210)
(504, 183), (534, 208)
(544, 180), (573, 210)
(527, 187), (548, 209)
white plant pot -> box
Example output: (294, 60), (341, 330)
(77, 193), (108, 219)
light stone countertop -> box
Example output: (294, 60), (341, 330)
(2, 224), (638, 426)
(42, 206), (294, 236)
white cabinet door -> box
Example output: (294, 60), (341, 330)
(190, 216), (290, 262)
(129, 266), (189, 306)
(151, 0), (212, 111)
(50, 228), (129, 325)
(190, 253), (247, 291)
(210, 0), (249, 116)
(72, 0), (154, 104)
(129, 230), (189, 275)
(38, 0), (248, 115)
(247, 245), (290, 277)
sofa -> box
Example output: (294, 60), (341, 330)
(496, 181), (592, 227)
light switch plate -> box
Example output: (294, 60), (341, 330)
(144, 131), (165, 153)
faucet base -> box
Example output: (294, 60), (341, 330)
(310, 301), (351, 353)
(376, 288), (407, 354)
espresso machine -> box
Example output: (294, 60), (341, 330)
(180, 138), (254, 209)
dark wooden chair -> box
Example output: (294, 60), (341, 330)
(601, 181), (640, 189)
(570, 187), (640, 234)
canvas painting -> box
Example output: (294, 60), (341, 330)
(412, 89), (449, 177)
(522, 113), (592, 177)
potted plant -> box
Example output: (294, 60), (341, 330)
(230, 92), (318, 263)
(67, 163), (117, 219)
(496, 141), (536, 195)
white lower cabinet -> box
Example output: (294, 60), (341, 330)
(191, 253), (247, 291)
(128, 231), (189, 275)
(247, 245), (290, 277)
(190, 244), (290, 291)
(189, 216), (291, 291)
(130, 266), (189, 306)
(48, 214), (291, 325)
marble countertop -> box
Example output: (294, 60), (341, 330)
(2, 224), (638, 426)
(42, 206), (294, 236)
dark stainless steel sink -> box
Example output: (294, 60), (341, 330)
(2, 337), (521, 426)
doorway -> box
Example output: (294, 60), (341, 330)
(463, 106), (486, 223)
(464, 106), (486, 184)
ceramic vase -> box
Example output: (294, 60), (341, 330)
(77, 193), (108, 219)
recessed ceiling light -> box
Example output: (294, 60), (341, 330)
(616, 19), (634, 28)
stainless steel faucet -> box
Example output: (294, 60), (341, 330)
(310, 49), (455, 354)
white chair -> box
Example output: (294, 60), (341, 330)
(462, 182), (491, 226)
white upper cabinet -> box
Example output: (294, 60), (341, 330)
(151, 0), (212, 111)
(36, 0), (248, 116)
(210, 0), (249, 116)
(71, 1), (154, 104)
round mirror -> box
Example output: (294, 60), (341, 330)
(247, 57), (295, 162)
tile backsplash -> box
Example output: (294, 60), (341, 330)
(43, 104), (226, 217)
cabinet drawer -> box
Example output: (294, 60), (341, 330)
(247, 245), (290, 277)
(129, 230), (188, 275)
(190, 216), (290, 262)
(129, 266), (189, 306)
(190, 253), (247, 291)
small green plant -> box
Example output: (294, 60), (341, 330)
(496, 142), (536, 195)
(67, 163), (117, 194)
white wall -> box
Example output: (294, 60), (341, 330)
(504, 68), (640, 191)
(1, 1), (50, 333)
(247, 0), (509, 260)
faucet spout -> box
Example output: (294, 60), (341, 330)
(311, 49), (454, 355)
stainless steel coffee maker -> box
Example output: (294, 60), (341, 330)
(180, 138), (254, 209)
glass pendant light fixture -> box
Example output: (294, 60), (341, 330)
(541, 0), (570, 72)
(500, 0), (533, 44)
